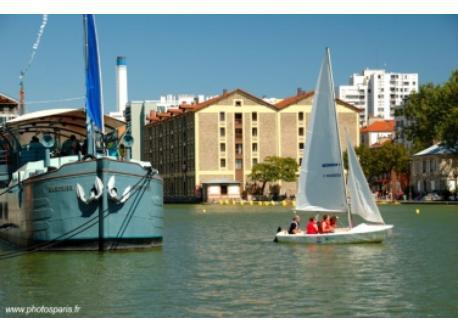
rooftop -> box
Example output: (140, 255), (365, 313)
(360, 120), (395, 133)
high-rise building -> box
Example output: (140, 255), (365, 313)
(338, 69), (418, 125)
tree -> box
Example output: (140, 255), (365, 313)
(397, 70), (458, 152)
(345, 142), (411, 196)
(249, 156), (298, 195)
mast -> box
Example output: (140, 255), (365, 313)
(19, 76), (25, 115)
(326, 48), (353, 228)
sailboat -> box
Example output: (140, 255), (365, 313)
(275, 48), (393, 244)
(0, 15), (163, 250)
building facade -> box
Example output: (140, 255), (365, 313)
(360, 119), (395, 147)
(144, 89), (361, 202)
(0, 92), (18, 125)
(337, 69), (418, 126)
(410, 144), (458, 197)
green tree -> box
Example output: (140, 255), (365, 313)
(398, 70), (458, 152)
(249, 156), (298, 194)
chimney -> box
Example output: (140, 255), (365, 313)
(116, 56), (128, 114)
(222, 89), (227, 95)
(297, 87), (303, 96)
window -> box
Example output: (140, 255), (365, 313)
(220, 143), (226, 152)
(219, 112), (225, 122)
(298, 112), (304, 121)
(220, 158), (226, 168)
(299, 158), (302, 166)
(220, 127), (226, 137)
(235, 100), (242, 107)
(252, 158), (258, 165)
(252, 127), (258, 137)
(298, 127), (304, 136)
(235, 113), (243, 125)
(299, 142), (304, 150)
(235, 128), (243, 139)
(252, 112), (257, 122)
(252, 143), (258, 152)
(235, 159), (243, 170)
(235, 143), (243, 155)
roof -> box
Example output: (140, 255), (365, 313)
(5, 108), (125, 139)
(146, 88), (362, 126)
(274, 91), (362, 113)
(0, 92), (18, 105)
(360, 120), (395, 133)
(414, 144), (458, 156)
(274, 91), (314, 109)
(181, 89), (278, 112)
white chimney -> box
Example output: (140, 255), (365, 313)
(116, 56), (128, 114)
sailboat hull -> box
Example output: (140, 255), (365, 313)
(274, 224), (393, 245)
(0, 157), (163, 250)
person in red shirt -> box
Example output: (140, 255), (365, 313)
(306, 217), (319, 234)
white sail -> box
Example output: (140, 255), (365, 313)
(296, 48), (347, 212)
(345, 134), (385, 224)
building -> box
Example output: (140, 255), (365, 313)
(124, 100), (159, 160)
(360, 119), (395, 147)
(144, 89), (361, 202)
(337, 69), (418, 125)
(411, 144), (458, 197)
(0, 92), (18, 125)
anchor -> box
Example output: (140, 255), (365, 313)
(76, 176), (103, 204)
(107, 175), (131, 204)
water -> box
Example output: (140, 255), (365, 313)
(1, 204), (457, 317)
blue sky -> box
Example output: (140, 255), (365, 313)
(1, 15), (457, 113)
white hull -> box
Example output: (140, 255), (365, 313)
(274, 223), (393, 245)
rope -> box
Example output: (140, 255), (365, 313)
(0, 171), (156, 260)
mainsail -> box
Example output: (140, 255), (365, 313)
(296, 48), (347, 212)
(346, 134), (385, 224)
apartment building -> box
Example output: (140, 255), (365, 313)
(338, 69), (418, 125)
(144, 89), (361, 202)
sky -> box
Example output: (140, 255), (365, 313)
(0, 14), (457, 113)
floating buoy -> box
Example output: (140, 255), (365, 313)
(416, 208), (420, 215)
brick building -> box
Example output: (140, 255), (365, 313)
(144, 89), (361, 202)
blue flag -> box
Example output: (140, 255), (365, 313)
(84, 14), (104, 131)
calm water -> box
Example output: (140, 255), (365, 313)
(1, 204), (457, 317)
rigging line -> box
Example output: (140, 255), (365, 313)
(0, 212), (103, 261)
(26, 96), (84, 105)
(0, 173), (153, 260)
(19, 15), (48, 81)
